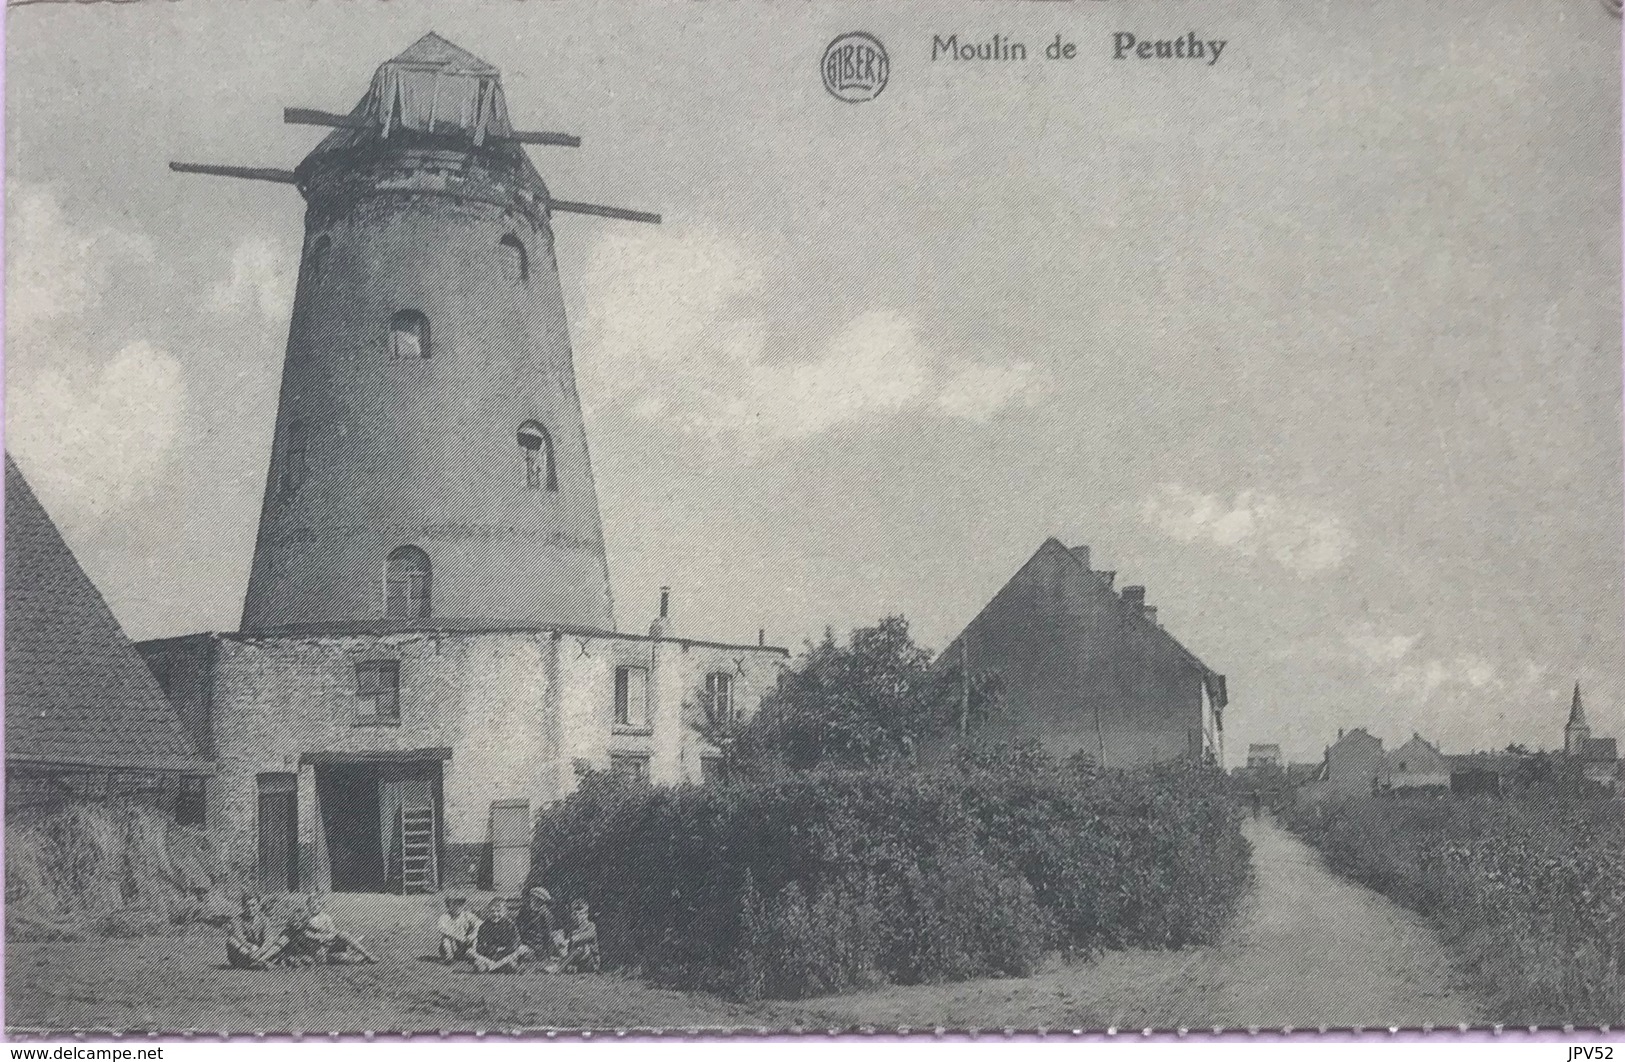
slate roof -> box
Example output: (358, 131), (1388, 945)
(5, 456), (211, 774)
(954, 537), (1228, 708)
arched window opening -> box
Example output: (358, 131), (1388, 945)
(307, 234), (331, 282)
(517, 420), (557, 492)
(384, 546), (432, 620)
(499, 234), (529, 284)
(390, 310), (430, 360)
(279, 419), (309, 496)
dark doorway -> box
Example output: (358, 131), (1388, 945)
(257, 773), (299, 893)
(312, 758), (444, 892)
(317, 764), (385, 891)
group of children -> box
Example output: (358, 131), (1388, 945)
(224, 888), (599, 974)
(225, 893), (380, 969)
(437, 888), (600, 974)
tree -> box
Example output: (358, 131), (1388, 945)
(736, 616), (1004, 772)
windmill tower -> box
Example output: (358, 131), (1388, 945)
(174, 33), (658, 633)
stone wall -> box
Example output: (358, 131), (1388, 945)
(139, 627), (786, 890)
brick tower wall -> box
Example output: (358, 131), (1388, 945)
(240, 146), (615, 633)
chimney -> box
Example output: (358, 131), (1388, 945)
(1071, 545), (1091, 571)
(1143, 605), (1158, 626)
(1338, 727), (1345, 739)
(1121, 585), (1146, 611)
(649, 586), (673, 638)
(758, 627), (766, 647)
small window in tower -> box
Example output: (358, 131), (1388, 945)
(308, 234), (331, 282)
(705, 671), (736, 723)
(280, 419), (310, 495)
(500, 234), (529, 284)
(390, 310), (430, 360)
(517, 420), (557, 492)
(384, 546), (432, 620)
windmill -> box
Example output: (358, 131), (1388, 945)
(172, 32), (659, 225)
(186, 33), (652, 635)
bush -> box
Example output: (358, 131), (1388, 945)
(6, 801), (243, 940)
(531, 756), (1248, 999)
(1281, 794), (1625, 1024)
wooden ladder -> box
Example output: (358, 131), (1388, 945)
(399, 806), (438, 894)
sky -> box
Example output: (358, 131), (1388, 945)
(5, 0), (1622, 763)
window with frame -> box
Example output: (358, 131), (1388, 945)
(705, 671), (735, 723)
(279, 419), (310, 496)
(390, 310), (431, 360)
(356, 661), (401, 722)
(384, 546), (432, 620)
(609, 753), (649, 784)
(499, 234), (529, 284)
(614, 665), (649, 730)
(517, 421), (557, 492)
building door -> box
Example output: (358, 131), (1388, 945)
(317, 764), (384, 891)
(257, 773), (299, 893)
(489, 799), (531, 893)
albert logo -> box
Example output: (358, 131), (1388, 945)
(822, 32), (889, 103)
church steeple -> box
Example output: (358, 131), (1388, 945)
(1565, 682), (1591, 755)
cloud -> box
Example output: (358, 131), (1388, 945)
(4, 183), (154, 338)
(575, 226), (1044, 441)
(1142, 483), (1354, 575)
(7, 342), (189, 526)
(4, 185), (188, 527)
(1388, 653), (1503, 705)
(1344, 622), (1420, 665)
(209, 235), (296, 320)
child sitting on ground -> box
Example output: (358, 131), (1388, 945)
(469, 896), (524, 973)
(559, 898), (600, 974)
(438, 895), (481, 964)
(301, 894), (379, 965)
(226, 894), (278, 969)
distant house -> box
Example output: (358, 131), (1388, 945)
(936, 538), (1228, 768)
(1386, 733), (1451, 791)
(1247, 743), (1283, 770)
(1314, 727), (1385, 795)
(1448, 750), (1522, 796)
(4, 456), (212, 819)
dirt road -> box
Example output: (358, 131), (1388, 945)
(793, 817), (1483, 1030)
(8, 819), (1482, 1032)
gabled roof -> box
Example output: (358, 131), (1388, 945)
(956, 537), (1227, 708)
(4, 456), (210, 774)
